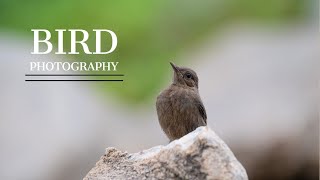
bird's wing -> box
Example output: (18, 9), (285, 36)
(196, 99), (207, 124)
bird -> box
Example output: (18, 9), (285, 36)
(156, 62), (207, 141)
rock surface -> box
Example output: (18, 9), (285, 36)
(84, 127), (248, 180)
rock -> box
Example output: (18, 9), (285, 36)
(84, 126), (248, 180)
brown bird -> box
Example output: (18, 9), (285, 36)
(156, 62), (207, 141)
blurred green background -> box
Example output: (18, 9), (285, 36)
(1, 1), (318, 180)
(0, 0), (307, 104)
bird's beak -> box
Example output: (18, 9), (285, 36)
(170, 62), (180, 74)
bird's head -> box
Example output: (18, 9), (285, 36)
(170, 62), (199, 88)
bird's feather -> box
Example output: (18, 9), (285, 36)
(197, 100), (207, 124)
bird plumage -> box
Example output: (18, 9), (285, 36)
(156, 62), (207, 141)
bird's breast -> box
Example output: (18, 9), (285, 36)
(167, 88), (197, 114)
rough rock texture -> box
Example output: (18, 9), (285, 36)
(84, 127), (248, 180)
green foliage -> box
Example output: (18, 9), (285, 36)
(0, 0), (306, 104)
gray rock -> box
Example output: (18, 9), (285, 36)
(84, 127), (248, 180)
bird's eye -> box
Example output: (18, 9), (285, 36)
(185, 73), (192, 79)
